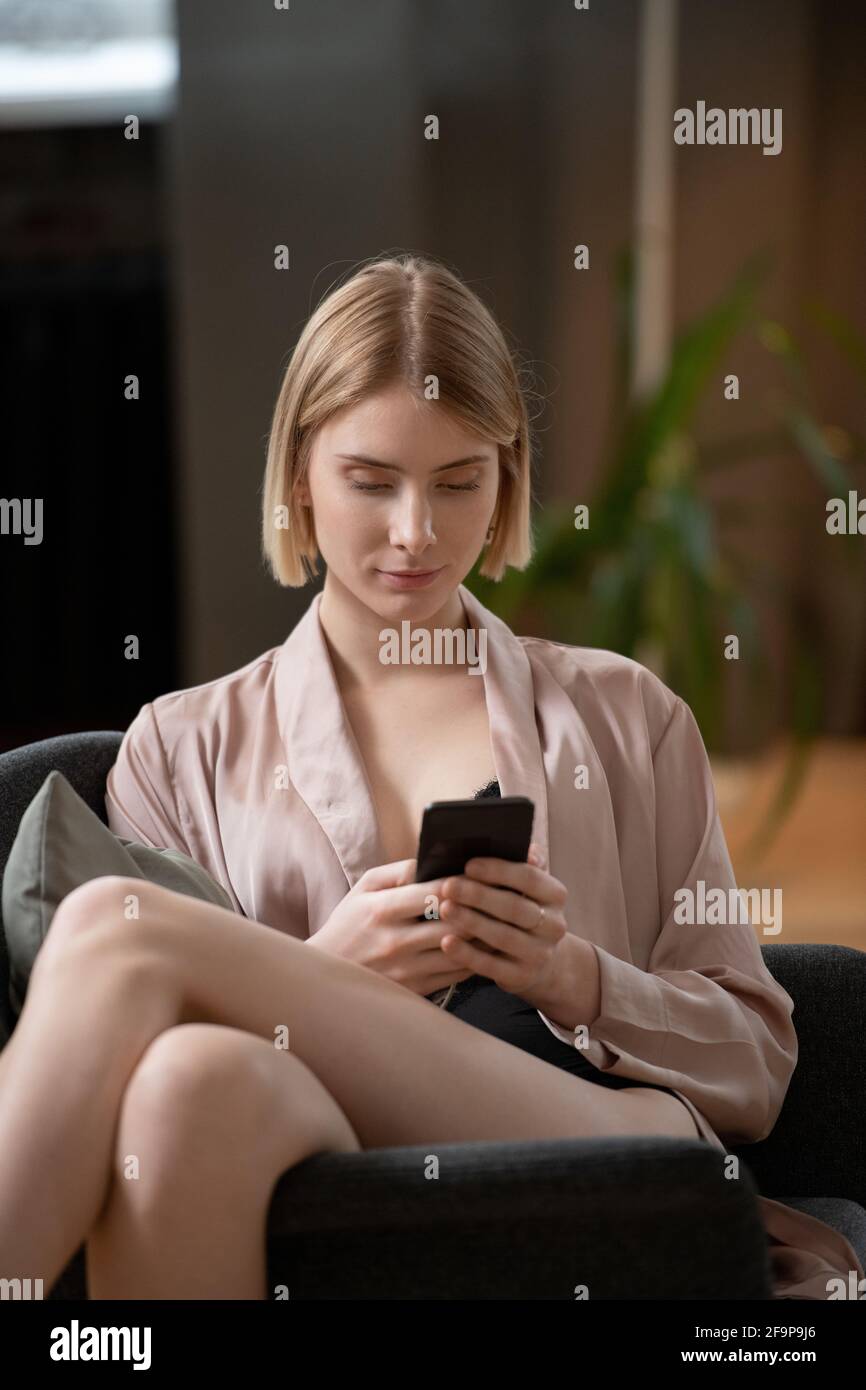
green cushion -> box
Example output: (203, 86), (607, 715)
(2, 769), (233, 1020)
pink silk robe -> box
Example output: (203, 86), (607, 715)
(104, 583), (864, 1301)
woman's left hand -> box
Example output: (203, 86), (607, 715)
(437, 843), (568, 996)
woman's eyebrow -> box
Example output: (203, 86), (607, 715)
(335, 453), (488, 473)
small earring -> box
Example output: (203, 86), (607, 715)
(485, 525), (495, 543)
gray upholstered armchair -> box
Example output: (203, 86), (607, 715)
(1, 732), (864, 1300)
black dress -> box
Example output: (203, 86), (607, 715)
(438, 778), (678, 1097)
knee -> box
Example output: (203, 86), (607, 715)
(29, 877), (182, 1017)
(114, 1025), (359, 1194)
(38, 875), (165, 971)
(115, 1024), (289, 1178)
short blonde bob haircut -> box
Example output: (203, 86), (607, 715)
(261, 251), (536, 587)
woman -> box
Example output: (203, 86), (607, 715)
(1, 253), (862, 1301)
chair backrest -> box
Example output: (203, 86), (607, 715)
(0, 731), (123, 1047)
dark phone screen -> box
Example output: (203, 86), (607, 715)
(415, 796), (534, 884)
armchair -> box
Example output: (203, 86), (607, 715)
(1, 733), (864, 1299)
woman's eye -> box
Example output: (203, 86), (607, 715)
(348, 480), (481, 493)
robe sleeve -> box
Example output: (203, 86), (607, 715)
(538, 694), (799, 1145)
(105, 702), (193, 857)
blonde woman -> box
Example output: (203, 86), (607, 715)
(0, 253), (861, 1301)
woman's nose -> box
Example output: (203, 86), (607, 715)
(389, 500), (436, 548)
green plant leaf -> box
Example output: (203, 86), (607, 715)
(802, 299), (866, 381)
(783, 405), (858, 499)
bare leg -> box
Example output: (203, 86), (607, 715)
(135, 877), (699, 1148)
(0, 901), (183, 1292)
(86, 1024), (360, 1299)
(0, 875), (697, 1294)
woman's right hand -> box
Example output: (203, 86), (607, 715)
(306, 857), (476, 997)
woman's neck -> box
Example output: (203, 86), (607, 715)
(317, 572), (473, 694)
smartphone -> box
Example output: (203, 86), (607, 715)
(415, 795), (535, 885)
(415, 795), (535, 1008)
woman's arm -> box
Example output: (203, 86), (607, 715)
(523, 934), (601, 1028)
(105, 701), (194, 857)
(532, 695), (798, 1146)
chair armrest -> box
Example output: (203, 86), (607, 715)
(264, 1136), (771, 1300)
(736, 945), (866, 1206)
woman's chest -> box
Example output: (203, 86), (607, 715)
(341, 677), (498, 865)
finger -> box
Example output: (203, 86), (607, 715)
(440, 933), (511, 987)
(377, 876), (453, 924)
(361, 858), (418, 891)
(413, 922), (491, 953)
(417, 956), (476, 988)
(441, 877), (557, 933)
(462, 856), (566, 904)
(439, 929), (497, 956)
(442, 906), (544, 964)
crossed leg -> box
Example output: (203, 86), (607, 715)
(86, 1024), (361, 1298)
(0, 875), (699, 1298)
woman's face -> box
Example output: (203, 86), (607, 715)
(297, 381), (500, 617)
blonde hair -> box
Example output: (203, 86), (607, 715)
(261, 251), (537, 586)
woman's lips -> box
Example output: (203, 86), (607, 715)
(375, 567), (444, 589)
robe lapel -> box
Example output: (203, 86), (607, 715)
(459, 585), (632, 955)
(456, 584), (550, 866)
(275, 592), (384, 886)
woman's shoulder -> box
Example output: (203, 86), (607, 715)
(518, 633), (682, 746)
(127, 643), (283, 749)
